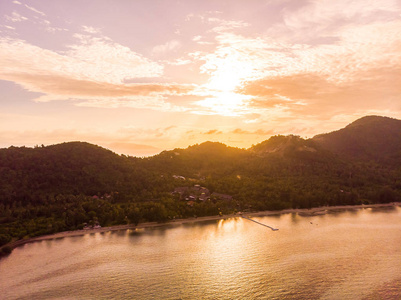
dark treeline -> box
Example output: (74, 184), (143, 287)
(1, 115), (401, 251)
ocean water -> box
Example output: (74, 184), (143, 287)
(1, 207), (401, 299)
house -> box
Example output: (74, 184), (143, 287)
(198, 194), (208, 201)
(200, 187), (210, 195)
(173, 185), (211, 201)
(173, 187), (189, 195)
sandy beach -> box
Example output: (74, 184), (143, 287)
(4, 202), (400, 251)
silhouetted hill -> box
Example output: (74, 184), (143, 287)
(0, 142), (150, 202)
(249, 134), (343, 170)
(147, 141), (249, 177)
(313, 116), (401, 163)
(159, 141), (246, 159)
(250, 135), (316, 155)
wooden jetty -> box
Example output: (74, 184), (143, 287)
(241, 216), (279, 231)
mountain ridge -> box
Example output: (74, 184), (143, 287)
(2, 115), (399, 161)
(312, 115), (401, 163)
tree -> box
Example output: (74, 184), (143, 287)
(0, 234), (11, 247)
(127, 207), (141, 226)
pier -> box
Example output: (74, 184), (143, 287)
(241, 216), (279, 231)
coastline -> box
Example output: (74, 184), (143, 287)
(3, 202), (400, 252)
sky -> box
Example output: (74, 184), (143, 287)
(1, 0), (400, 156)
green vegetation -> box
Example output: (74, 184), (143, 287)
(0, 116), (401, 246)
(0, 245), (12, 256)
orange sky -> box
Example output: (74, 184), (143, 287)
(1, 0), (400, 156)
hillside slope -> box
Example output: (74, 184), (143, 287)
(0, 142), (150, 204)
(313, 116), (401, 163)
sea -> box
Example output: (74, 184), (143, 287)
(1, 206), (401, 299)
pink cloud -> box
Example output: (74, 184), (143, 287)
(203, 129), (222, 135)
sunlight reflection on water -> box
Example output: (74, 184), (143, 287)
(1, 207), (401, 299)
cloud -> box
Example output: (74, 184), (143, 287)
(185, 13), (195, 22)
(271, 0), (400, 44)
(67, 34), (164, 83)
(189, 30), (293, 116)
(119, 125), (178, 139)
(231, 128), (275, 136)
(209, 19), (401, 85)
(24, 4), (46, 16)
(152, 40), (182, 55)
(2, 0), (400, 127)
(283, 0), (399, 29)
(240, 66), (401, 119)
(2, 72), (193, 110)
(188, 4), (401, 118)
(0, 36), (163, 84)
(231, 128), (249, 134)
(75, 96), (185, 112)
(6, 12), (28, 22)
(0, 36), (195, 110)
(180, 0), (401, 119)
(254, 129), (276, 136)
(208, 17), (249, 32)
(165, 58), (192, 66)
(45, 25), (68, 33)
(82, 25), (100, 34)
(203, 129), (222, 135)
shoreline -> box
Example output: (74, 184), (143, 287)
(3, 202), (400, 252)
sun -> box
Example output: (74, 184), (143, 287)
(196, 91), (252, 116)
(195, 50), (257, 116)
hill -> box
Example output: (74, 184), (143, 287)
(147, 141), (249, 177)
(251, 135), (318, 155)
(0, 142), (152, 203)
(313, 116), (401, 164)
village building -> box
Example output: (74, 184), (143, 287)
(172, 185), (233, 203)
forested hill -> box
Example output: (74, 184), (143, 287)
(1, 115), (401, 250)
(313, 116), (401, 164)
(0, 142), (152, 201)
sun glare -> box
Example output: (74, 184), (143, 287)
(196, 91), (251, 116)
(206, 65), (243, 93)
(196, 50), (258, 116)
